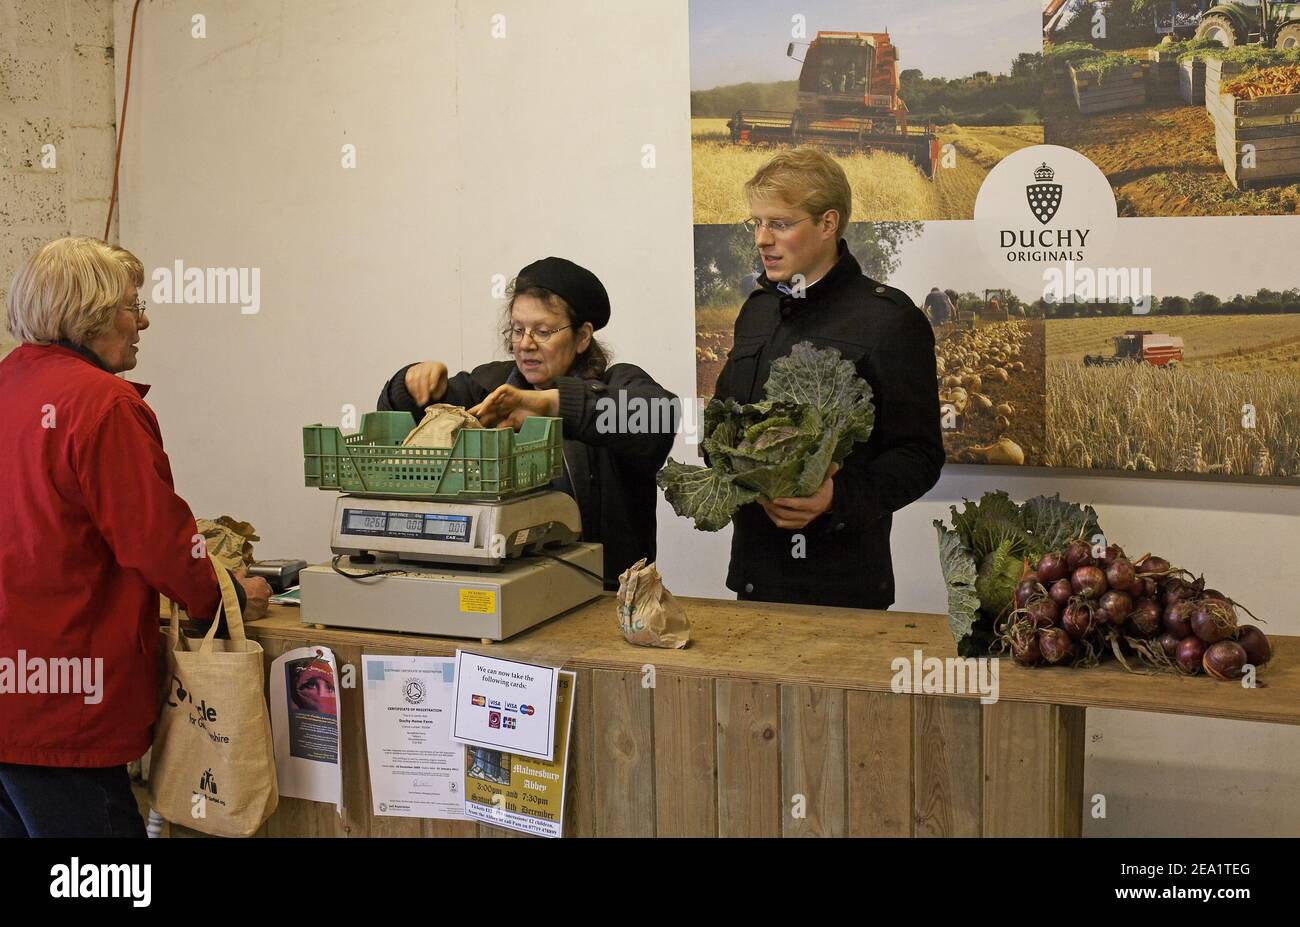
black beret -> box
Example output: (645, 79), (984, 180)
(514, 257), (611, 331)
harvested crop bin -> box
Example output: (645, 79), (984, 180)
(1147, 47), (1182, 102)
(1208, 61), (1300, 190)
(1204, 56), (1247, 120)
(1070, 57), (1147, 115)
(1179, 57), (1207, 105)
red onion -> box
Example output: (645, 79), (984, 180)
(1049, 578), (1073, 606)
(1175, 636), (1204, 674)
(1065, 539), (1094, 571)
(1163, 600), (1195, 638)
(1015, 576), (1043, 609)
(1036, 552), (1067, 584)
(1163, 576), (1196, 607)
(1236, 626), (1271, 667)
(1038, 627), (1074, 665)
(1025, 598), (1059, 629)
(1191, 599), (1236, 643)
(1062, 601), (1095, 639)
(1127, 597), (1162, 637)
(1202, 641), (1248, 681)
(1137, 555), (1170, 575)
(1097, 589), (1133, 626)
(1012, 633), (1042, 666)
(1157, 631), (1182, 661)
(1104, 558), (1136, 591)
(1098, 544), (1126, 567)
(1071, 565), (1108, 599)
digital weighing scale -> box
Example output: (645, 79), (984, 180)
(299, 491), (604, 641)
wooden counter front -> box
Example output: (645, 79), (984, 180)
(181, 595), (1298, 838)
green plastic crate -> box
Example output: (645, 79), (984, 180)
(303, 412), (564, 499)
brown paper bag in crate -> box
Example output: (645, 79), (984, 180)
(616, 558), (691, 649)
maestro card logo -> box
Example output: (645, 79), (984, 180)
(1026, 162), (1061, 225)
(519, 704), (535, 716)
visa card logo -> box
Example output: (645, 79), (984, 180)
(505, 702), (518, 712)
(488, 699), (502, 710)
(471, 694), (486, 707)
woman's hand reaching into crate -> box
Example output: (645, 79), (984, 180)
(470, 384), (560, 430)
(404, 361), (449, 407)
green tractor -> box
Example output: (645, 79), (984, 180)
(1195, 1), (1300, 49)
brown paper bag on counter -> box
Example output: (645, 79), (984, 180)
(616, 558), (691, 649)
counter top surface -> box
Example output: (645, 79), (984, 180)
(206, 594), (1298, 726)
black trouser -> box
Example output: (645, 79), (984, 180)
(0, 762), (146, 837)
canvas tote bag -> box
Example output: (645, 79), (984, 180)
(149, 557), (278, 836)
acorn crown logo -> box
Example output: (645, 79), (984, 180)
(1034, 162), (1055, 182)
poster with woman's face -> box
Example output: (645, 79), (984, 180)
(286, 652), (339, 763)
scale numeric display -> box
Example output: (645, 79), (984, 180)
(341, 508), (473, 543)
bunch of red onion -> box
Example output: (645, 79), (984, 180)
(995, 541), (1271, 681)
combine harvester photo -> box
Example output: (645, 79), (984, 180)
(1084, 330), (1186, 367)
(727, 31), (941, 178)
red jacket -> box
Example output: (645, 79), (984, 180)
(0, 343), (223, 766)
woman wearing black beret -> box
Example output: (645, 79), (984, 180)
(378, 257), (677, 589)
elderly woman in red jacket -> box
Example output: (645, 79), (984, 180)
(0, 237), (270, 837)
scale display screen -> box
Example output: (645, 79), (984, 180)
(341, 508), (472, 543)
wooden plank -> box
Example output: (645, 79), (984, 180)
(913, 695), (981, 837)
(563, 666), (596, 837)
(591, 669), (655, 836)
(715, 680), (781, 837)
(1228, 129), (1300, 148)
(211, 608), (1300, 729)
(1059, 705), (1086, 838)
(1079, 89), (1148, 104)
(332, 642), (370, 837)
(653, 674), (718, 836)
(981, 701), (1085, 837)
(845, 690), (912, 836)
(780, 685), (845, 837)
(422, 819), (479, 837)
(1236, 92), (1300, 117)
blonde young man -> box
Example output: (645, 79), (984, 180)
(712, 149), (944, 609)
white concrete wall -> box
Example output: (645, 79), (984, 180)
(1, 0), (118, 356)
(112, 0), (1299, 836)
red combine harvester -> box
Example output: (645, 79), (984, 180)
(727, 31), (940, 178)
(1084, 330), (1186, 367)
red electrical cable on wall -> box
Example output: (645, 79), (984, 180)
(104, 0), (144, 242)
